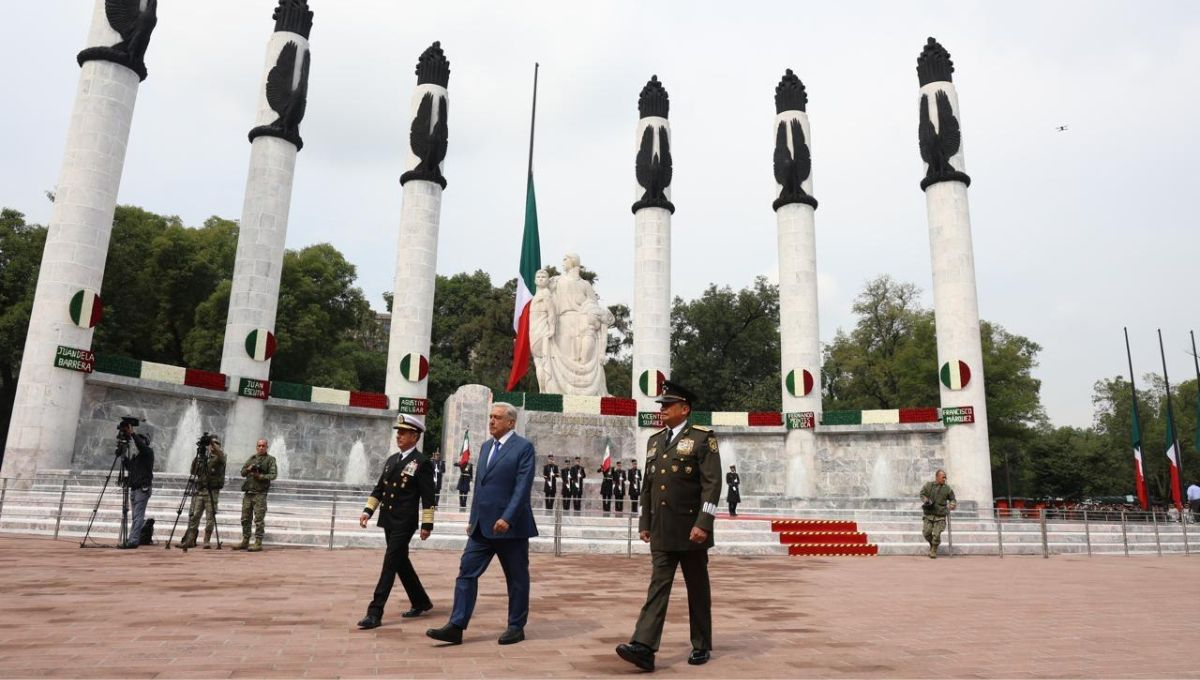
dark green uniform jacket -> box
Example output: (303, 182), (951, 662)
(191, 444), (226, 490)
(363, 449), (436, 531)
(920, 481), (956, 518)
(240, 453), (278, 493)
(639, 423), (723, 551)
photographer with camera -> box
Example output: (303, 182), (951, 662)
(919, 469), (957, 559)
(233, 439), (278, 552)
(117, 417), (155, 550)
(180, 434), (226, 549)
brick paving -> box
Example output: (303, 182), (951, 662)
(0, 534), (1196, 678)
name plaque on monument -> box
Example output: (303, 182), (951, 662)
(785, 411), (815, 430)
(638, 412), (664, 428)
(942, 406), (975, 425)
(53, 345), (94, 373)
(396, 397), (430, 415)
(239, 377), (270, 400)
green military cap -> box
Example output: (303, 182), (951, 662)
(654, 379), (696, 406)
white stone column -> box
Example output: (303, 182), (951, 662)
(773, 71), (821, 498)
(918, 39), (993, 508)
(385, 43), (451, 421)
(630, 76), (674, 459)
(2, 1), (149, 480)
(221, 4), (313, 461)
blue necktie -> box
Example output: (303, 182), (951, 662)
(489, 440), (502, 469)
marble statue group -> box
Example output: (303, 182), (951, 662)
(529, 254), (615, 396)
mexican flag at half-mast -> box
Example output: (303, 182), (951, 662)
(1124, 328), (1149, 510)
(458, 430), (471, 468)
(1157, 329), (1184, 511)
(506, 64), (541, 391)
(600, 438), (612, 472)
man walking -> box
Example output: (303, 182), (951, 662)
(233, 439), (277, 552)
(617, 380), (722, 671)
(920, 469), (956, 558)
(356, 415), (437, 629)
(427, 402), (537, 646)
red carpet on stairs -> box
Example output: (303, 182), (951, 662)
(770, 519), (878, 557)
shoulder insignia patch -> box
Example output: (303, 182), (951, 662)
(708, 438), (718, 452)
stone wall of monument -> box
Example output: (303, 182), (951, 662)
(70, 373), (393, 482)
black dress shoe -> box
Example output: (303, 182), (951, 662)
(497, 627), (525, 645)
(401, 605), (432, 618)
(616, 642), (655, 671)
(687, 649), (711, 666)
(426, 622), (463, 645)
(356, 614), (381, 629)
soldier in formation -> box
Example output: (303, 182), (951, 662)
(617, 380), (722, 671)
(627, 459), (642, 514)
(457, 458), (474, 510)
(431, 450), (446, 507)
(598, 462), (614, 513)
(356, 414), (437, 629)
(543, 454), (560, 510)
(233, 439), (277, 552)
(726, 465), (741, 517)
(613, 461), (627, 513)
(567, 457), (586, 514)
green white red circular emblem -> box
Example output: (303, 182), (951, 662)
(244, 329), (277, 361)
(940, 360), (971, 390)
(400, 353), (429, 381)
(785, 369), (815, 397)
(68, 289), (104, 328)
(639, 370), (666, 397)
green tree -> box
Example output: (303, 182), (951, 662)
(0, 209), (48, 459)
(669, 276), (781, 411)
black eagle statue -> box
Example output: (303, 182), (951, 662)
(918, 90), (971, 190)
(400, 93), (449, 188)
(76, 0), (159, 81)
(248, 41), (312, 150)
(632, 125), (674, 214)
(772, 118), (817, 211)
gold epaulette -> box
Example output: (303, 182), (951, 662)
(422, 507), (435, 525)
(691, 425), (712, 432)
(365, 496), (380, 511)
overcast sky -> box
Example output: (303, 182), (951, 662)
(3, 1), (1199, 428)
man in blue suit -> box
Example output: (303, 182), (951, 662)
(427, 402), (537, 645)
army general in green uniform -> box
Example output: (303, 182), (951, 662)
(920, 469), (956, 558)
(618, 380), (722, 671)
(233, 439), (278, 552)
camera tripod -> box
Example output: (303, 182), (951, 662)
(80, 438), (131, 549)
(165, 445), (223, 551)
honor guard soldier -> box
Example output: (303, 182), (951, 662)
(618, 380), (722, 671)
(627, 459), (642, 514)
(543, 454), (560, 510)
(356, 415), (437, 629)
(726, 465), (741, 517)
(614, 461), (627, 513)
(457, 459), (474, 510)
(599, 462), (615, 514)
(568, 457), (586, 514)
(431, 451), (446, 507)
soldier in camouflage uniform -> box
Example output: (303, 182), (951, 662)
(233, 439), (277, 552)
(617, 380), (722, 671)
(920, 469), (956, 558)
(180, 436), (226, 549)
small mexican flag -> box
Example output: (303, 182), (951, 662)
(400, 353), (429, 381)
(69, 289), (103, 329)
(786, 369), (814, 397)
(600, 438), (612, 472)
(458, 430), (471, 468)
(244, 329), (277, 361)
(639, 370), (665, 397)
(940, 360), (971, 390)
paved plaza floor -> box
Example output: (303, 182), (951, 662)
(0, 534), (1196, 679)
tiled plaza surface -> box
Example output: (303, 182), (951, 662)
(0, 534), (1196, 679)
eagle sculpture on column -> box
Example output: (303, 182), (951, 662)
(772, 119), (817, 210)
(249, 41), (312, 150)
(401, 93), (450, 188)
(76, 0), (159, 81)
